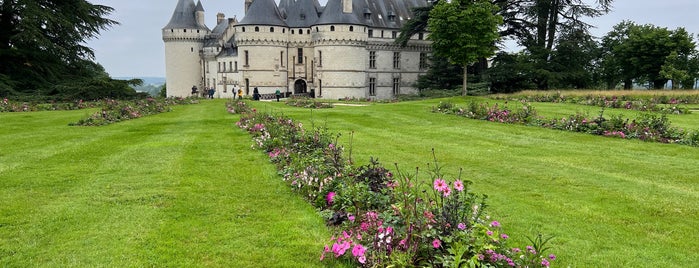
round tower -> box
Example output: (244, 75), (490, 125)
(162, 0), (210, 97)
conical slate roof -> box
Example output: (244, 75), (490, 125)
(239, 0), (287, 26)
(315, 0), (365, 25)
(164, 0), (208, 30)
(282, 0), (321, 27)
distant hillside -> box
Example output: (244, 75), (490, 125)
(114, 77), (165, 86)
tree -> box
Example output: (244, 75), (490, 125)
(600, 22), (698, 89)
(428, 0), (502, 95)
(0, 0), (118, 98)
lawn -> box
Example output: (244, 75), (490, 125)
(1, 98), (697, 267)
(247, 97), (699, 267)
(0, 101), (337, 267)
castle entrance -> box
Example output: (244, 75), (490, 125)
(293, 79), (307, 95)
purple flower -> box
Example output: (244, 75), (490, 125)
(490, 221), (500, 227)
(457, 222), (466, 230)
(487, 231), (493, 236)
(326, 192), (336, 205)
(500, 233), (509, 239)
(542, 258), (550, 267)
(549, 254), (556, 260)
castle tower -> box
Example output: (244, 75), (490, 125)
(236, 0), (288, 95)
(162, 0), (210, 97)
(313, 0), (368, 99)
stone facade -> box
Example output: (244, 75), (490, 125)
(163, 0), (431, 99)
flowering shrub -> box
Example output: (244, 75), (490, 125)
(492, 92), (695, 114)
(233, 101), (556, 267)
(285, 97), (334, 109)
(434, 101), (699, 146)
(0, 98), (98, 112)
(70, 97), (198, 126)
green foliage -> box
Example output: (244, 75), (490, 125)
(0, 0), (119, 97)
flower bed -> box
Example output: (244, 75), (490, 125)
(491, 91), (698, 114)
(433, 101), (699, 146)
(70, 97), (199, 126)
(1, 98), (98, 112)
(285, 97), (334, 109)
(229, 99), (556, 267)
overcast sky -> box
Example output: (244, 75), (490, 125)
(85, 0), (699, 78)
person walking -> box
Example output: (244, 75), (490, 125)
(275, 89), (281, 102)
(237, 88), (243, 100)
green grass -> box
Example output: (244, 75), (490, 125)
(2, 98), (697, 267)
(248, 97), (699, 267)
(0, 101), (337, 267)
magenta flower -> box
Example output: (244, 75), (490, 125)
(348, 214), (355, 222)
(433, 178), (448, 192)
(549, 254), (556, 260)
(326, 192), (336, 205)
(442, 186), (452, 197)
(487, 230), (493, 236)
(453, 180), (464, 191)
(358, 255), (366, 264)
(351, 244), (366, 257)
(457, 222), (466, 230)
(490, 221), (500, 227)
(512, 247), (521, 253)
(432, 239), (441, 248)
(541, 258), (550, 267)
(501, 233), (509, 239)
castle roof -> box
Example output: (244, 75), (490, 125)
(280, 0), (321, 27)
(164, 0), (209, 30)
(238, 0), (287, 26)
(315, 0), (365, 25)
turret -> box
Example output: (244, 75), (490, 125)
(162, 0), (210, 97)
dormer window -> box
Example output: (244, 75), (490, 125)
(363, 7), (372, 20)
(300, 13), (306, 20)
(388, 11), (396, 22)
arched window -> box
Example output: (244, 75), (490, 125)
(283, 28), (286, 33)
(349, 26), (354, 32)
(270, 27), (274, 32)
(242, 27), (246, 32)
(307, 29), (310, 34)
(299, 29), (303, 35)
(291, 29), (295, 34)
(254, 26), (259, 32)
(330, 26), (335, 31)
(316, 27), (319, 32)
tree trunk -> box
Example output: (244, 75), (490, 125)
(462, 65), (468, 96)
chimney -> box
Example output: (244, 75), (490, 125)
(342, 0), (353, 14)
(217, 13), (226, 24)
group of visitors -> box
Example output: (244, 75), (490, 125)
(191, 85), (282, 101)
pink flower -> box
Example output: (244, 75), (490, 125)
(358, 255), (366, 264)
(541, 258), (550, 267)
(487, 231), (493, 236)
(442, 186), (452, 197)
(432, 239), (441, 248)
(453, 180), (464, 191)
(501, 233), (509, 239)
(549, 254), (556, 260)
(351, 244), (366, 257)
(326, 192), (336, 205)
(433, 178), (448, 192)
(457, 223), (466, 230)
(328, 143), (335, 150)
(512, 247), (521, 253)
(490, 221), (500, 227)
(348, 214), (355, 222)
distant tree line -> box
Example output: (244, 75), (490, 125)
(0, 0), (144, 101)
(404, 0), (699, 93)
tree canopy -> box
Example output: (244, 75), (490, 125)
(0, 0), (141, 100)
(428, 0), (502, 95)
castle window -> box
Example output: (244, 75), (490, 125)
(235, 61), (238, 72)
(349, 26), (354, 32)
(318, 51), (322, 67)
(392, 31), (397, 39)
(270, 27), (274, 32)
(283, 28), (286, 33)
(316, 27), (319, 32)
(255, 26), (259, 32)
(218, 62), (221, 72)
(388, 11), (396, 22)
(170, 29), (174, 33)
(330, 26), (335, 31)
(184, 29), (187, 32)
(418, 32), (424, 40)
(299, 29), (303, 35)
(197, 30), (200, 33)
(300, 13), (306, 20)
(393, 77), (400, 95)
(191, 47), (194, 52)
(297, 48), (303, 64)
(307, 29), (310, 34)
(244, 50), (249, 66)
(229, 62), (233, 72)
(222, 62), (226, 72)
(369, 78), (376, 96)
(419, 53), (428, 70)
(369, 51), (376, 69)
(242, 27), (246, 32)
(281, 51), (284, 67)
(291, 29), (295, 34)
(368, 29), (373, 37)
(381, 31), (384, 38)
(393, 52), (401, 69)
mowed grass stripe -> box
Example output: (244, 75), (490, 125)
(0, 100), (335, 267)
(247, 98), (698, 267)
